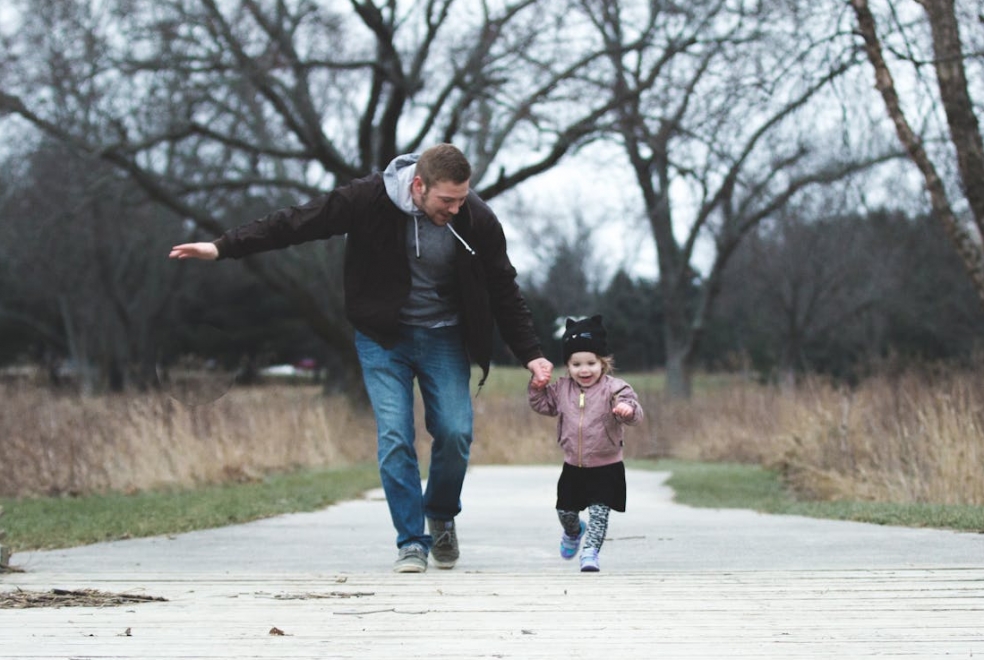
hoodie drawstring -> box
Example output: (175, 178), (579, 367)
(413, 216), (476, 257)
(447, 223), (476, 255)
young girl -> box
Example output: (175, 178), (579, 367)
(528, 315), (644, 572)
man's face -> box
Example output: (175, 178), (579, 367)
(566, 352), (603, 388)
(413, 177), (469, 226)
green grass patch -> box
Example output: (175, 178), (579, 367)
(636, 459), (984, 532)
(1, 463), (380, 551)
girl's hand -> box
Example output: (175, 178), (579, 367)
(613, 402), (634, 420)
(526, 357), (553, 388)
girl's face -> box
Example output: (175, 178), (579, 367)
(567, 351), (603, 388)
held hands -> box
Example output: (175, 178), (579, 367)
(526, 357), (553, 389)
(169, 242), (218, 260)
(613, 401), (634, 420)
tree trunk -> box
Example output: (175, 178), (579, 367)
(662, 281), (694, 399)
(664, 347), (693, 400)
(850, 0), (984, 308)
(58, 296), (96, 395)
(920, 0), (984, 241)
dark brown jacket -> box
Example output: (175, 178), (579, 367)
(213, 172), (543, 382)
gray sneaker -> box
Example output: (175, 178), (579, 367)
(427, 518), (459, 569)
(394, 542), (428, 573)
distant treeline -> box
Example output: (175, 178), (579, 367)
(2, 142), (980, 392)
(521, 209), (984, 382)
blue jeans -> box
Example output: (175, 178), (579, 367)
(355, 325), (473, 551)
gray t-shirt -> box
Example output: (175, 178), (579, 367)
(400, 215), (460, 328)
(381, 152), (461, 328)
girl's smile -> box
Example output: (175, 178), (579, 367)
(567, 351), (603, 388)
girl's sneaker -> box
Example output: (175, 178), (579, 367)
(560, 521), (586, 559)
(580, 548), (600, 572)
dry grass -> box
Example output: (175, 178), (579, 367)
(654, 368), (984, 506)
(3, 364), (982, 506)
(0, 383), (376, 497)
(0, 371), (659, 498)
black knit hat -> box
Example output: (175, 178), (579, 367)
(562, 315), (609, 362)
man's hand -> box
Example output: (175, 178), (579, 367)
(169, 242), (218, 260)
(526, 357), (553, 389)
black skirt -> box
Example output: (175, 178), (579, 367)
(556, 461), (626, 512)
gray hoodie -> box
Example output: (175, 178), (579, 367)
(382, 154), (475, 328)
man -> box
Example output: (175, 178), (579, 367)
(169, 144), (553, 573)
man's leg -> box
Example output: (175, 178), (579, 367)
(414, 326), (472, 568)
(414, 325), (473, 520)
(354, 330), (428, 555)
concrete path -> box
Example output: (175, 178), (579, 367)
(2, 466), (982, 658)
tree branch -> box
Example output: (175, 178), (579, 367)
(851, 0), (984, 307)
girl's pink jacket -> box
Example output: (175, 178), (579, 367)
(528, 374), (644, 468)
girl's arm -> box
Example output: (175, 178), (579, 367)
(612, 383), (644, 425)
(528, 379), (560, 416)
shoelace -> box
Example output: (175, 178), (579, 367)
(401, 543), (426, 557)
(434, 526), (456, 546)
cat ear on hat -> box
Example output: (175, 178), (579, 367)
(565, 318), (577, 331)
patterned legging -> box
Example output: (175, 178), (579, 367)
(558, 505), (610, 551)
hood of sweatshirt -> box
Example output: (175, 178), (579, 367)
(381, 152), (476, 258)
(382, 153), (422, 216)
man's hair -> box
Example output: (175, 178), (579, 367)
(416, 144), (471, 187)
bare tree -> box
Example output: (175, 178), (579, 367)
(714, 202), (984, 380)
(0, 0), (622, 390)
(576, 0), (897, 397)
(849, 0), (984, 306)
(715, 198), (894, 387)
(1, 141), (186, 393)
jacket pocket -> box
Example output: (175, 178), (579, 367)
(603, 414), (622, 448)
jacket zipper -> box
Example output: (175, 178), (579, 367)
(577, 389), (585, 467)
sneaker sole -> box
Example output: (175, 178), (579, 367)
(394, 562), (427, 573)
(430, 557), (457, 570)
